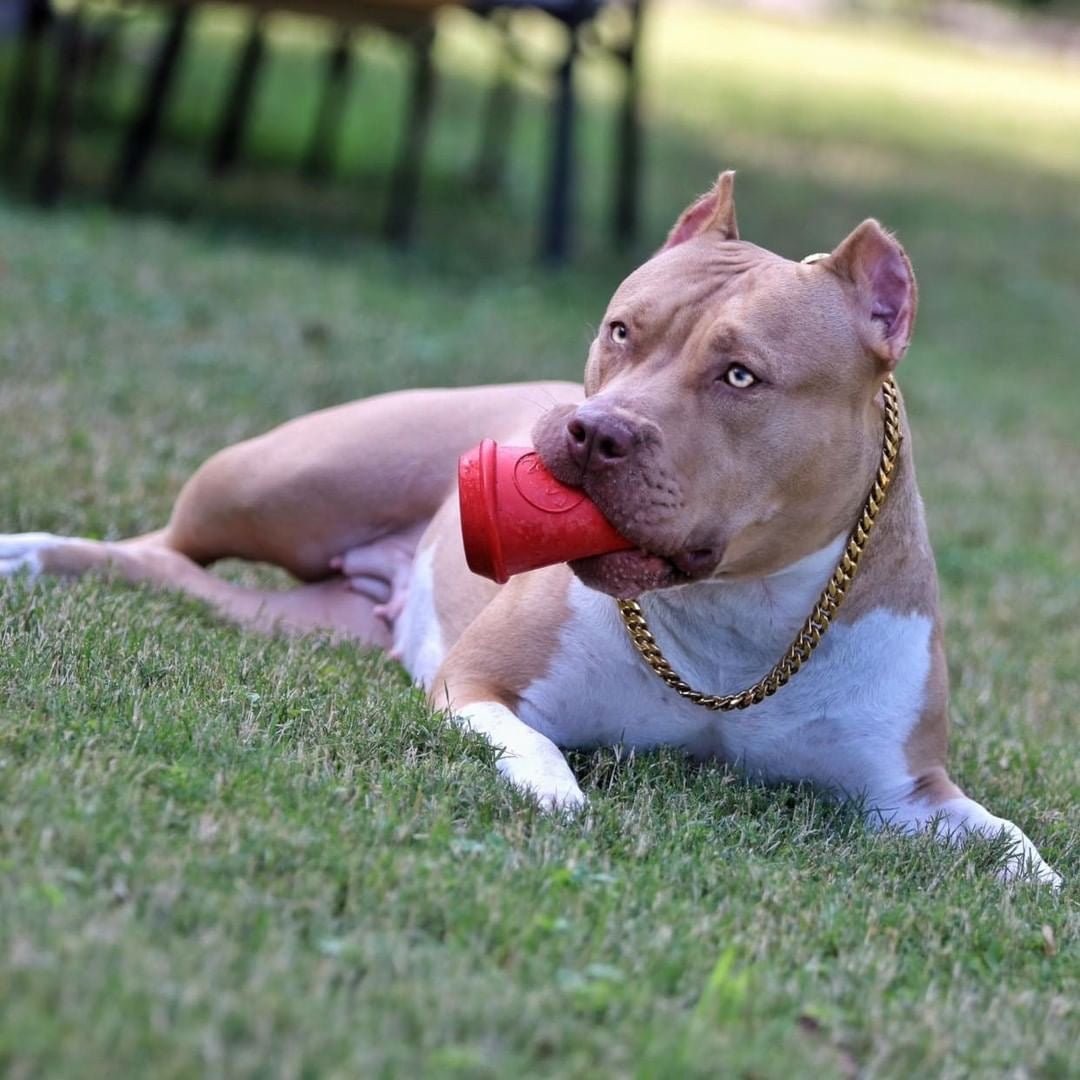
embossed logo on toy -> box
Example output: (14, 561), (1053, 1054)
(513, 452), (586, 514)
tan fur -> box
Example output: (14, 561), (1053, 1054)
(664, 170), (739, 248)
(824, 220), (918, 368)
(17, 382), (580, 645)
(826, 400), (951, 794)
(427, 497), (500, 648)
(431, 566), (573, 714)
(903, 621), (956, 801)
(37, 536), (393, 643)
(836, 427), (938, 624)
(165, 382), (580, 580)
(532, 235), (915, 591)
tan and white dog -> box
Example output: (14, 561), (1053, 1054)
(1, 173), (1060, 886)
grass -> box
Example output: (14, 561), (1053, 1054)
(1, 2), (1078, 1076)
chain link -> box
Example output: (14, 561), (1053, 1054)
(616, 375), (903, 711)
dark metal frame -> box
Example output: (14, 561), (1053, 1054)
(109, 1), (192, 204)
(106, 3), (441, 244)
(472, 0), (643, 260)
(2, 0), (644, 260)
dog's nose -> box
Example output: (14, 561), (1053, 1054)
(565, 410), (634, 473)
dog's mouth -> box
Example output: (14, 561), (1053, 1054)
(570, 545), (721, 599)
(528, 415), (721, 596)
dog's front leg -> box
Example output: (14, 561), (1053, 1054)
(427, 570), (586, 812)
(449, 698), (585, 812)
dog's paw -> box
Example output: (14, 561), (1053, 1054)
(974, 816), (1064, 891)
(498, 757), (587, 814)
(0, 533), (59, 581)
(998, 851), (1063, 892)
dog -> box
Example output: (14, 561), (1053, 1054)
(0, 172), (1060, 887)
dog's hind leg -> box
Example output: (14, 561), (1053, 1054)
(0, 531), (392, 645)
(152, 383), (582, 582)
(2, 383), (581, 638)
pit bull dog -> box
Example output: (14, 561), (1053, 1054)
(0, 173), (1060, 886)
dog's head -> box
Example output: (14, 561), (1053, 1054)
(533, 171), (917, 598)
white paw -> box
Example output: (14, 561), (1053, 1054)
(997, 847), (1063, 891)
(904, 797), (1064, 892)
(0, 532), (59, 580)
(498, 756), (587, 814)
(964, 816), (1063, 892)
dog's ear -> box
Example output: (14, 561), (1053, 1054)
(663, 171), (739, 250)
(824, 219), (917, 368)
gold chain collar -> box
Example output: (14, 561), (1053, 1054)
(616, 374), (902, 711)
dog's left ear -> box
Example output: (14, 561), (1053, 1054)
(663, 171), (739, 250)
(824, 220), (917, 369)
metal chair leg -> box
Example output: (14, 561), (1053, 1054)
(4, 0), (52, 173)
(613, 0), (643, 248)
(302, 29), (352, 181)
(209, 16), (265, 176)
(109, 2), (192, 206)
(34, 6), (84, 205)
(540, 27), (577, 264)
(384, 26), (435, 246)
(473, 9), (515, 193)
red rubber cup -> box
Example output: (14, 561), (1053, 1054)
(458, 439), (634, 583)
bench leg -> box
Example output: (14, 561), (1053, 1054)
(302, 29), (352, 180)
(208, 16), (265, 176)
(613, 0), (643, 248)
(34, 7), (84, 205)
(384, 26), (435, 246)
(109, 3), (192, 206)
(80, 11), (126, 125)
(3, 0), (52, 172)
(540, 29), (576, 263)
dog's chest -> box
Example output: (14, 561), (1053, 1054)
(518, 576), (933, 794)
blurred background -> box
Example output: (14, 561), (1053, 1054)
(0, 0), (1076, 593)
(2, 0), (1080, 265)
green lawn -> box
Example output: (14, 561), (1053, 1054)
(1, 3), (1078, 1076)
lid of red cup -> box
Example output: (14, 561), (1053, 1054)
(459, 439), (509, 584)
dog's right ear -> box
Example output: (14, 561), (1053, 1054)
(663, 171), (739, 250)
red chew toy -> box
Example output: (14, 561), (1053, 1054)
(458, 439), (634, 583)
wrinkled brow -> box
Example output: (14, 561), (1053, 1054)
(708, 326), (741, 355)
(609, 242), (782, 325)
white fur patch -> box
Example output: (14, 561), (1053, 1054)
(504, 537), (1061, 882)
(455, 700), (585, 811)
(394, 544), (445, 689)
(519, 535), (933, 802)
(883, 794), (1062, 889)
(0, 532), (61, 580)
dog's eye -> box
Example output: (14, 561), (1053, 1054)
(722, 364), (758, 389)
(609, 321), (629, 345)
